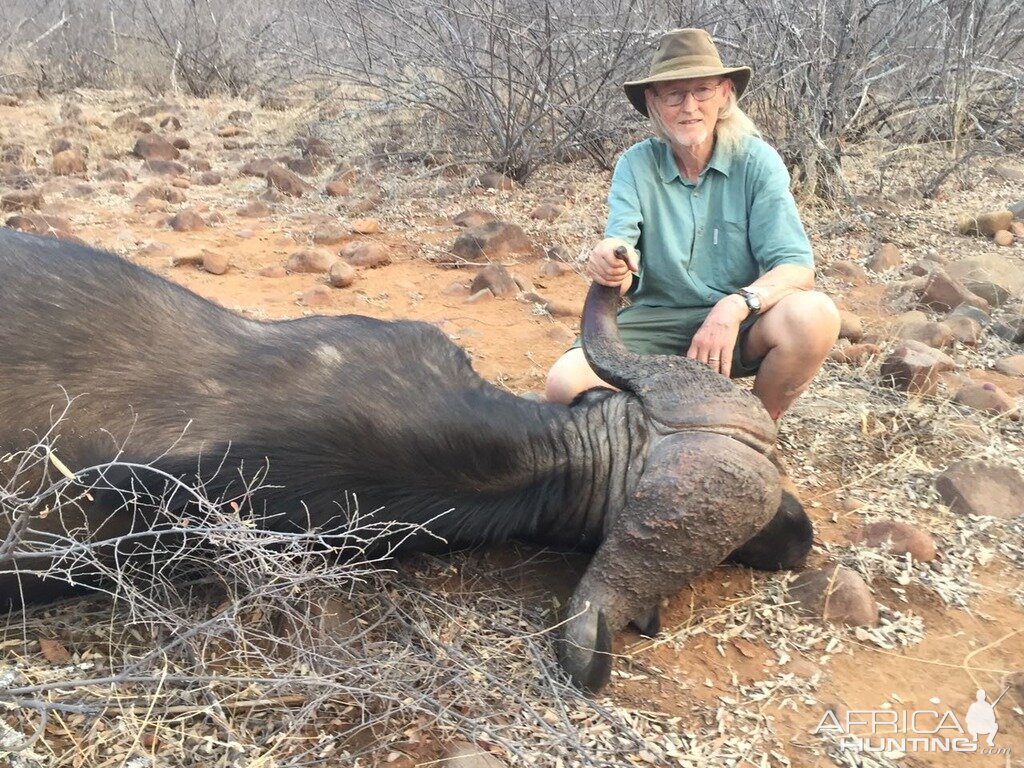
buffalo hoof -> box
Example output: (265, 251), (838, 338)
(629, 605), (661, 637)
(725, 490), (813, 571)
(556, 602), (613, 694)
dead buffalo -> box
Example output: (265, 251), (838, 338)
(0, 229), (812, 693)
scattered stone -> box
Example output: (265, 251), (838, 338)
(328, 260), (356, 288)
(544, 299), (584, 319)
(963, 280), (1011, 308)
(237, 200), (271, 218)
(172, 137), (190, 150)
(830, 343), (881, 365)
(287, 249), (334, 274)
(340, 241), (390, 268)
(953, 383), (1018, 418)
(0, 189), (43, 211)
(530, 201), (564, 222)
(133, 134), (180, 161)
(300, 286), (333, 308)
(240, 158), (275, 178)
(217, 124), (246, 138)
(949, 302), (991, 327)
(547, 323), (578, 347)
(170, 251), (203, 267)
(908, 259), (941, 277)
(512, 273), (535, 294)
(194, 171), (221, 186)
(97, 165), (131, 182)
(958, 210), (1013, 237)
(312, 226), (347, 246)
(1012, 222), (1024, 237)
(442, 741), (508, 768)
(936, 461), (1024, 519)
(879, 340), (956, 395)
(991, 317), (1024, 343)
(324, 175), (350, 197)
(897, 321), (953, 349)
(442, 280), (471, 296)
(466, 288), (494, 304)
(143, 159), (187, 176)
(202, 251), (229, 275)
(286, 156), (318, 177)
(471, 264), (518, 297)
(351, 218), (380, 234)
(946, 254), (1024, 299)
(160, 115), (182, 131)
(787, 566), (879, 627)
(919, 268), (988, 312)
(540, 260), (573, 278)
(943, 314), (981, 346)
(452, 221), (534, 260)
(51, 138), (73, 155)
(227, 110), (252, 125)
(848, 521), (937, 562)
(52, 149), (86, 175)
(259, 266), (287, 278)
(994, 230), (1014, 247)
(838, 311), (863, 343)
(266, 165), (308, 197)
(6, 213), (73, 238)
(477, 171), (514, 191)
(453, 209), (497, 228)
(169, 209), (207, 232)
(994, 355), (1024, 377)
(867, 243), (900, 272)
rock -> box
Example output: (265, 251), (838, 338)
(227, 110), (252, 125)
(466, 288), (494, 304)
(240, 158), (275, 178)
(943, 315), (981, 345)
(540, 260), (573, 278)
(787, 566), (879, 626)
(340, 241), (390, 268)
(194, 171), (221, 186)
(867, 243), (900, 272)
(143, 159), (187, 176)
(97, 165), (131, 182)
(300, 286), (333, 308)
(237, 200), (271, 218)
(831, 343), (881, 365)
(170, 177), (190, 190)
(133, 134), (180, 161)
(544, 299), (584, 319)
(947, 254), (1024, 300)
(324, 175), (350, 196)
(0, 189), (43, 211)
(52, 149), (86, 175)
(991, 317), (1024, 343)
(452, 221), (534, 260)
(442, 741), (508, 768)
(477, 171), (514, 191)
(949, 302), (991, 327)
(133, 185), (187, 205)
(351, 218), (380, 234)
(958, 210), (1013, 236)
(329, 261), (356, 288)
(266, 165), (308, 197)
(919, 268), (988, 312)
(908, 259), (941, 277)
(6, 213), (73, 238)
(202, 251), (229, 275)
(0, 94), (20, 107)
(953, 383), (1018, 418)
(848, 520), (937, 562)
(259, 266), (287, 278)
(453, 208), (497, 228)
(879, 340), (956, 395)
(991, 165), (1024, 182)
(471, 264), (518, 297)
(963, 280), (1011, 307)
(530, 202), (564, 222)
(287, 249), (334, 274)
(936, 461), (1024, 519)
(897, 321), (953, 349)
(994, 230), (1014, 247)
(286, 156), (318, 177)
(168, 209), (207, 232)
(312, 226), (347, 246)
(994, 355), (1024, 377)
(172, 136), (190, 150)
(512, 273), (535, 294)
(1012, 221), (1024, 237)
(170, 251), (203, 267)
(838, 311), (863, 343)
(547, 323), (578, 347)
(217, 124), (246, 138)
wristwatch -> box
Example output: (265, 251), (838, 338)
(736, 287), (762, 315)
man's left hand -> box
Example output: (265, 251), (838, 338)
(686, 295), (749, 377)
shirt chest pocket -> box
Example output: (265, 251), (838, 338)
(706, 210), (753, 293)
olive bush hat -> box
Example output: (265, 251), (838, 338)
(624, 28), (752, 117)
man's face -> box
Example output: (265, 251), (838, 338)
(652, 77), (732, 148)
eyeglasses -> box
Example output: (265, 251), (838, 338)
(655, 81), (723, 107)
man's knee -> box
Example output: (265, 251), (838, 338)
(545, 348), (589, 404)
(768, 291), (841, 350)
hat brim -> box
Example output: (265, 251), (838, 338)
(624, 66), (752, 117)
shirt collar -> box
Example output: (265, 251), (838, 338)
(657, 136), (732, 184)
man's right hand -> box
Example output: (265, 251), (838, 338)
(587, 238), (639, 292)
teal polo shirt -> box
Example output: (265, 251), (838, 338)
(605, 135), (814, 310)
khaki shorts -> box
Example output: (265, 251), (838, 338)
(569, 303), (763, 378)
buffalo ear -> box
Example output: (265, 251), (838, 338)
(724, 490), (813, 571)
